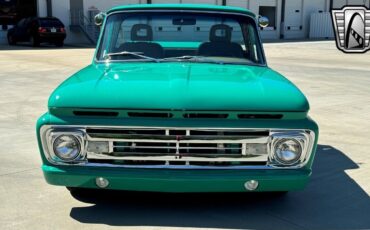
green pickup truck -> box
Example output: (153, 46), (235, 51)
(37, 4), (318, 194)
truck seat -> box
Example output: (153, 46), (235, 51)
(198, 24), (244, 58)
(118, 24), (164, 59)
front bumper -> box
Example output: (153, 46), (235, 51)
(39, 33), (66, 42)
(43, 164), (311, 192)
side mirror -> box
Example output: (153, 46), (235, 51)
(258, 16), (269, 28)
(94, 12), (106, 26)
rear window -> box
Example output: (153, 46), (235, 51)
(40, 19), (64, 27)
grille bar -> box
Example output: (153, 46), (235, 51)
(112, 146), (242, 150)
(87, 154), (268, 162)
(88, 137), (268, 144)
(86, 127), (270, 164)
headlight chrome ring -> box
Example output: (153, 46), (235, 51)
(52, 135), (82, 161)
(274, 138), (303, 165)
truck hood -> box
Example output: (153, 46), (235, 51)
(48, 63), (309, 112)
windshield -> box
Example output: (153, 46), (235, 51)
(97, 11), (265, 65)
(40, 19), (64, 27)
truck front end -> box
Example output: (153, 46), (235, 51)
(37, 4), (318, 193)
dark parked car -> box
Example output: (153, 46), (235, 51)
(7, 17), (66, 47)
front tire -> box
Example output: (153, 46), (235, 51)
(55, 41), (64, 47)
(67, 187), (104, 203)
(7, 34), (16, 45)
(30, 35), (40, 47)
(67, 187), (94, 195)
(66, 186), (79, 192)
(270, 191), (288, 197)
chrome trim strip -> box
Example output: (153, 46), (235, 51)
(110, 146), (242, 150)
(84, 163), (271, 170)
(86, 136), (268, 144)
(87, 154), (267, 162)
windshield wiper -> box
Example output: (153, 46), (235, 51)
(103, 51), (159, 62)
(161, 55), (224, 64)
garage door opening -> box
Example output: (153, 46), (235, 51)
(259, 6), (277, 30)
(0, 0), (37, 27)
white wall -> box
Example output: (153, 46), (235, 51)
(334, 0), (370, 7)
(51, 0), (71, 43)
(37, 0), (47, 17)
(303, 0), (328, 37)
(226, 0), (249, 8)
(282, 0), (304, 39)
(152, 0), (180, 3)
(181, 0), (221, 4)
(83, 0), (142, 14)
(333, 0), (347, 8)
(48, 0), (89, 44)
(348, 0), (369, 5)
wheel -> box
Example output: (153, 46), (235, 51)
(30, 35), (40, 47)
(67, 187), (103, 203)
(67, 187), (94, 195)
(67, 187), (87, 196)
(270, 191), (288, 197)
(66, 186), (78, 192)
(55, 41), (64, 47)
(7, 34), (16, 45)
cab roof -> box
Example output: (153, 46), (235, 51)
(108, 4), (255, 18)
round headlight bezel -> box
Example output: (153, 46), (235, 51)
(268, 130), (315, 168)
(273, 138), (303, 165)
(52, 134), (82, 162)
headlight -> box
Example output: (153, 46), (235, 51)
(274, 138), (302, 165)
(40, 127), (86, 164)
(268, 130), (316, 168)
(52, 135), (81, 161)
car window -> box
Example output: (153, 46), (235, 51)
(24, 18), (33, 27)
(29, 19), (38, 28)
(97, 11), (264, 65)
(16, 18), (26, 27)
(39, 19), (64, 27)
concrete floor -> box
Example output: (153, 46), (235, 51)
(0, 42), (369, 230)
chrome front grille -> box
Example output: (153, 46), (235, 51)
(86, 127), (270, 165)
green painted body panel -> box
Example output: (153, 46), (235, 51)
(42, 165), (310, 192)
(157, 41), (201, 49)
(48, 63), (309, 112)
(36, 4), (319, 192)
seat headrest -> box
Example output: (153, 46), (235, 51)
(209, 24), (232, 42)
(131, 24), (153, 41)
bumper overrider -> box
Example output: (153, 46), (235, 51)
(37, 114), (318, 192)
